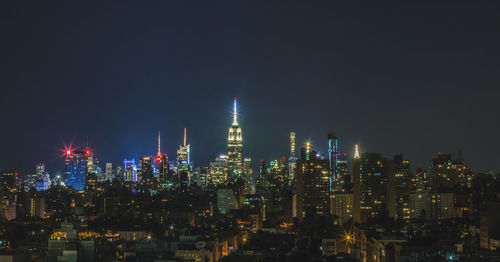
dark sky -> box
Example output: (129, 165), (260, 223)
(1, 1), (499, 175)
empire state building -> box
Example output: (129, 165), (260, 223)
(227, 97), (243, 178)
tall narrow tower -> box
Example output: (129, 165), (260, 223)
(328, 132), (339, 191)
(157, 131), (161, 156)
(288, 132), (297, 184)
(353, 144), (361, 224)
(227, 97), (243, 178)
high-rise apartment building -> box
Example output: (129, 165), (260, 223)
(296, 142), (330, 221)
(431, 153), (473, 191)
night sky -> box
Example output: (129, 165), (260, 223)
(1, 1), (499, 174)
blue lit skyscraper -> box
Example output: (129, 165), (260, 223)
(64, 150), (87, 191)
(328, 132), (339, 191)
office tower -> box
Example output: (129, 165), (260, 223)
(154, 132), (170, 184)
(480, 201), (500, 250)
(288, 132), (297, 185)
(1, 170), (18, 192)
(270, 157), (287, 184)
(217, 188), (237, 214)
(176, 129), (191, 188)
(393, 155), (411, 219)
(359, 152), (392, 222)
(415, 166), (430, 190)
(336, 153), (349, 191)
(328, 132), (339, 191)
(177, 128), (191, 174)
(296, 142), (330, 221)
(431, 153), (473, 191)
(353, 145), (361, 224)
(65, 150), (87, 191)
(123, 159), (137, 182)
(156, 154), (169, 184)
(256, 159), (268, 193)
(330, 193), (353, 225)
(28, 196), (45, 217)
(209, 154), (229, 185)
(227, 98), (243, 179)
(139, 156), (154, 185)
(267, 157), (288, 208)
(243, 157), (254, 194)
(105, 163), (113, 182)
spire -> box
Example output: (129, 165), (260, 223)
(232, 97), (238, 125)
(157, 131), (161, 156)
(354, 144), (360, 159)
(183, 128), (187, 147)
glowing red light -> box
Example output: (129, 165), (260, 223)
(66, 150), (71, 155)
(156, 156), (162, 162)
(85, 150), (90, 155)
(344, 153), (347, 156)
(337, 153), (341, 156)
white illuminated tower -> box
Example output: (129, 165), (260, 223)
(227, 97), (243, 179)
(288, 132), (297, 184)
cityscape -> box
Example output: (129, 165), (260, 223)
(1, 1), (500, 262)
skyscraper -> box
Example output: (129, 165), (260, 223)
(431, 153), (473, 191)
(177, 128), (191, 187)
(328, 132), (339, 192)
(155, 132), (169, 184)
(123, 159), (137, 182)
(177, 128), (191, 172)
(393, 155), (411, 219)
(209, 154), (229, 185)
(353, 145), (361, 224)
(105, 163), (113, 182)
(139, 156), (154, 185)
(1, 170), (18, 192)
(296, 142), (330, 221)
(227, 98), (243, 179)
(288, 132), (297, 185)
(64, 150), (87, 191)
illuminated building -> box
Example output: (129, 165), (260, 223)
(1, 170), (18, 192)
(139, 156), (154, 185)
(336, 153), (349, 191)
(155, 132), (169, 184)
(217, 188), (237, 214)
(123, 159), (137, 182)
(288, 132), (297, 185)
(64, 150), (87, 191)
(330, 193), (353, 225)
(415, 166), (430, 190)
(393, 155), (411, 219)
(359, 152), (392, 222)
(243, 157), (254, 194)
(209, 154), (228, 185)
(328, 132), (339, 191)
(28, 196), (45, 217)
(353, 145), (361, 223)
(105, 163), (113, 182)
(177, 128), (191, 187)
(296, 142), (330, 221)
(431, 152), (473, 191)
(84, 149), (97, 191)
(227, 98), (243, 178)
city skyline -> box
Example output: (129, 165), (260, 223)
(2, 2), (500, 261)
(2, 99), (488, 176)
